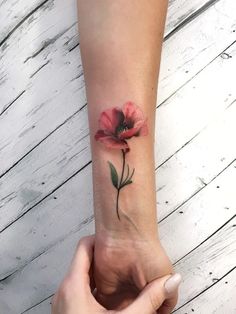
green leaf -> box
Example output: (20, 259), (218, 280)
(124, 180), (133, 185)
(128, 168), (135, 181)
(123, 164), (130, 184)
(120, 167), (135, 188)
(108, 161), (119, 189)
(120, 180), (133, 189)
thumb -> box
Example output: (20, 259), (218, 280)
(124, 273), (181, 314)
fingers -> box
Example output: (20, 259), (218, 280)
(71, 235), (94, 273)
(52, 235), (106, 314)
(124, 273), (181, 314)
(158, 274), (180, 314)
(66, 235), (95, 288)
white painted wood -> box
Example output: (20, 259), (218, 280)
(159, 161), (236, 263)
(23, 297), (52, 314)
(23, 218), (236, 314)
(0, 160), (235, 313)
(158, 0), (236, 105)
(0, 0), (235, 312)
(0, 105), (90, 232)
(174, 218), (236, 309)
(0, 0), (80, 114)
(0, 299), (16, 314)
(156, 100), (236, 220)
(1, 0), (235, 178)
(175, 270), (236, 313)
(0, 0), (46, 44)
(0, 98), (236, 278)
(0, 222), (94, 314)
(155, 40), (236, 166)
(0, 44), (236, 279)
(0, 0), (209, 46)
(1, 30), (236, 236)
(0, 164), (94, 279)
(166, 0), (210, 36)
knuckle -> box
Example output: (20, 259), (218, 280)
(76, 238), (84, 250)
(76, 235), (94, 250)
(76, 236), (88, 249)
(148, 289), (164, 311)
(57, 278), (72, 301)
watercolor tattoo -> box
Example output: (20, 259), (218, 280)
(95, 101), (148, 220)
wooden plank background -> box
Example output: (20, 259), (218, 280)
(0, 0), (235, 313)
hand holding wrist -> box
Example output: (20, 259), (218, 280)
(94, 231), (174, 305)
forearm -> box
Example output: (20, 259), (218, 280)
(77, 0), (168, 241)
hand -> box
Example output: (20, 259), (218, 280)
(94, 233), (179, 313)
(51, 235), (181, 314)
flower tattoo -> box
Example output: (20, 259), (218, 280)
(95, 101), (148, 220)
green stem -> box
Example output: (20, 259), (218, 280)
(116, 188), (121, 220)
(119, 149), (126, 188)
(116, 149), (126, 220)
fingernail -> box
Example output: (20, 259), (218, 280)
(164, 273), (182, 295)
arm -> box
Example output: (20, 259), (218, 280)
(77, 0), (167, 242)
(77, 0), (178, 312)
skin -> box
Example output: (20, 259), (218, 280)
(52, 236), (179, 314)
(75, 1), (179, 313)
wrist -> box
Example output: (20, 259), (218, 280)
(91, 106), (159, 245)
(95, 223), (160, 248)
(93, 230), (170, 286)
(93, 155), (159, 242)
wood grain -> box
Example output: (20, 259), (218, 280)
(0, 0), (213, 47)
(0, 158), (235, 313)
(1, 4), (236, 235)
(1, 0), (235, 178)
(23, 218), (236, 313)
(175, 217), (236, 309)
(0, 41), (235, 280)
(175, 269), (236, 313)
(1, 0), (235, 313)
(0, 0), (48, 44)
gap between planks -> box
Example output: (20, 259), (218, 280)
(2, 157), (235, 312)
(21, 211), (236, 313)
(0, 1), (236, 234)
(1, 0), (235, 185)
(0, 38), (234, 280)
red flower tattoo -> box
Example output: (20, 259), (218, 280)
(95, 101), (148, 220)
(95, 101), (148, 152)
